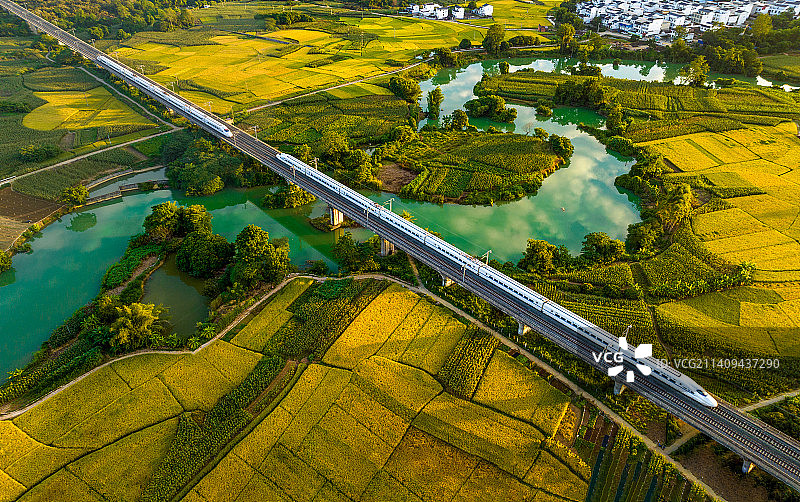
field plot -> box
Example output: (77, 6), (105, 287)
(23, 87), (154, 132)
(114, 7), (480, 109)
(761, 53), (800, 83)
(449, 0), (557, 29)
(3, 337), (264, 500)
(473, 351), (569, 437)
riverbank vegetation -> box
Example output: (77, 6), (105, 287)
(0, 201), (291, 410)
(386, 127), (572, 204)
(0, 274), (715, 502)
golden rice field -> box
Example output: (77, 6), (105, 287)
(22, 87), (155, 132)
(113, 4), (483, 110)
(657, 285), (800, 357)
(0, 340), (261, 501)
(647, 124), (800, 281)
(1, 279), (582, 501)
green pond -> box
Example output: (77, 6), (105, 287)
(7, 56), (741, 376)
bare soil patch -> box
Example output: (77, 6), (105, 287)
(0, 187), (62, 222)
(378, 163), (417, 193)
(677, 443), (769, 502)
(0, 215), (29, 250)
(59, 131), (76, 150)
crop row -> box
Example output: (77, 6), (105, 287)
(437, 327), (498, 399)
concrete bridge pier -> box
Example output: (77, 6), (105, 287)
(742, 460), (755, 474)
(380, 237), (395, 257)
(614, 382), (626, 395)
(518, 323), (530, 336)
(328, 206), (344, 227)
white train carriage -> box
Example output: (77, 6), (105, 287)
(272, 153), (718, 408)
(95, 55), (233, 138)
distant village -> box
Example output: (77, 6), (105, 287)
(399, 2), (494, 20)
(398, 0), (800, 43)
(578, 0), (800, 39)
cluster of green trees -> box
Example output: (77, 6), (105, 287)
(59, 185), (89, 205)
(26, 0), (198, 35)
(388, 76), (421, 103)
(164, 132), (280, 196)
(261, 183), (316, 209)
(254, 11), (313, 25)
(143, 202), (290, 295)
(0, 9), (29, 36)
(426, 86), (444, 119)
(463, 94), (517, 122)
(0, 252), (10, 274)
(518, 232), (626, 276)
(18, 144), (61, 163)
(312, 134), (383, 190)
(554, 78), (606, 108)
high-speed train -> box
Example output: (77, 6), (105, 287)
(276, 153), (718, 408)
(96, 55), (233, 138)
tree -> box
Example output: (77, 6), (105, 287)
(176, 231), (233, 278)
(629, 33), (641, 43)
(388, 76), (421, 102)
(482, 24), (505, 55)
(605, 103), (627, 135)
(235, 224), (270, 265)
(318, 132), (350, 161)
(680, 55), (710, 87)
(468, 0), (477, 9)
(674, 25), (688, 39)
(332, 232), (361, 271)
(556, 23), (575, 53)
(519, 239), (556, 274)
(626, 220), (660, 253)
(581, 232), (625, 264)
(294, 144), (312, 163)
(59, 185), (88, 205)
(19, 143), (60, 162)
(0, 251), (10, 273)
(499, 61), (510, 74)
(549, 135), (574, 158)
(116, 29), (129, 40)
(459, 38), (472, 50)
(231, 224), (288, 286)
(434, 47), (458, 67)
(109, 303), (165, 350)
(450, 109), (469, 130)
(427, 86), (444, 119)
(178, 204), (212, 235)
(751, 14), (772, 40)
(464, 95), (516, 122)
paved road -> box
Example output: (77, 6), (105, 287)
(3, 0), (799, 491)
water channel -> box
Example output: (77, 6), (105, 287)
(5, 56), (751, 376)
